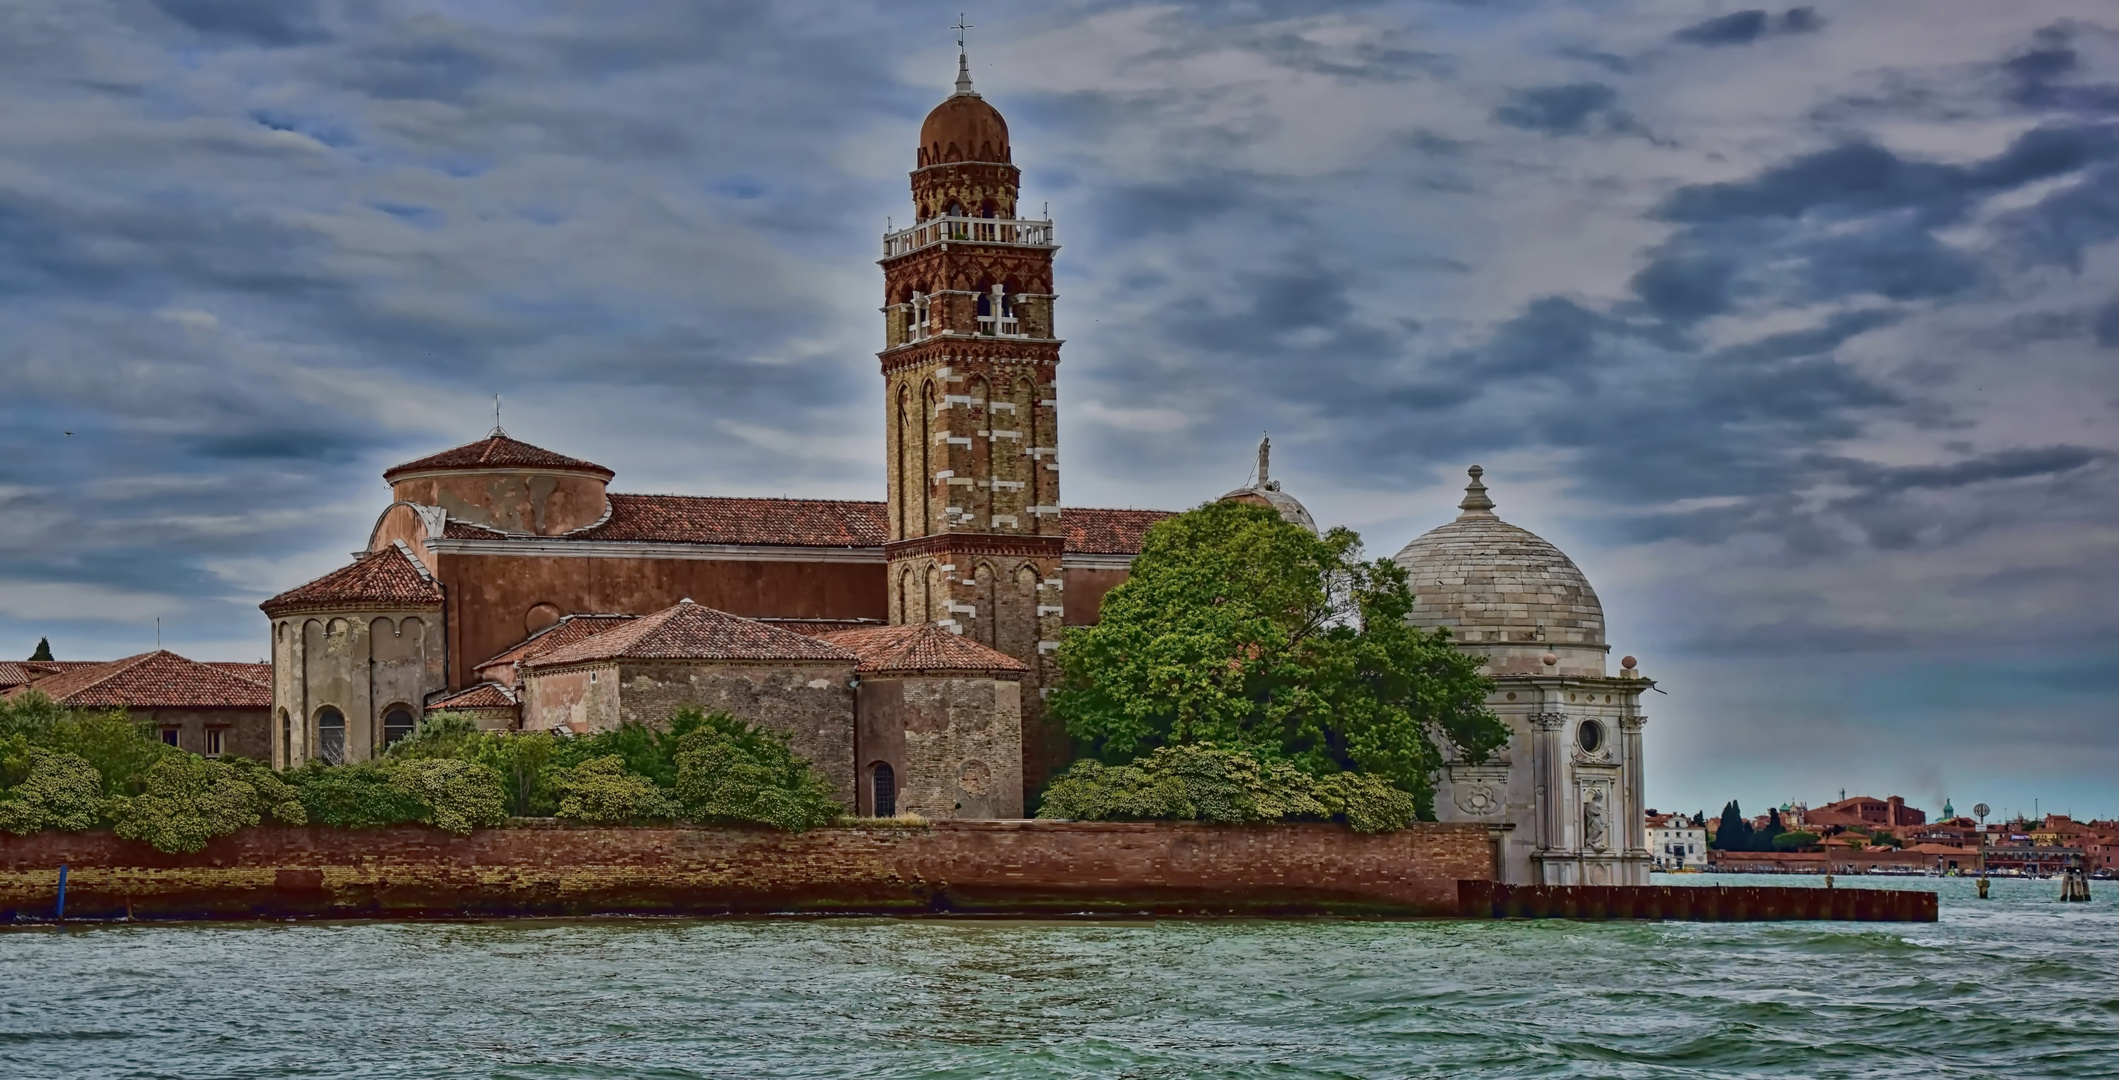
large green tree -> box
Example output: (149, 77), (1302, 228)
(1051, 501), (1505, 817)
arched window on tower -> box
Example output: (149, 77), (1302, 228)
(872, 762), (897, 818)
(911, 292), (931, 341)
(977, 284), (1018, 337)
(383, 706), (417, 748)
(315, 706), (346, 766)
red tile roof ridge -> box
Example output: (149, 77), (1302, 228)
(4, 650), (272, 709)
(473, 614), (640, 670)
(384, 434), (614, 481)
(814, 623), (1029, 675)
(260, 541), (444, 616)
(427, 682), (518, 710)
(521, 600), (859, 667)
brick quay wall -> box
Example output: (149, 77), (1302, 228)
(0, 820), (1495, 922)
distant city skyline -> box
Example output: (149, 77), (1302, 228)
(2, 1), (2114, 817)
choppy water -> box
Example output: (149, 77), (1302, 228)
(2, 875), (2114, 1079)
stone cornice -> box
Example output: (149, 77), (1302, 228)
(427, 538), (887, 564)
(886, 532), (1067, 562)
(878, 336), (1063, 375)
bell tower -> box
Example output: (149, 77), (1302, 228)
(880, 47), (1067, 789)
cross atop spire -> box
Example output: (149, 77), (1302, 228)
(491, 394), (506, 438)
(952, 13), (978, 96)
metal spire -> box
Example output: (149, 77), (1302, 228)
(952, 14), (978, 97)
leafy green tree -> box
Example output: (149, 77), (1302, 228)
(1037, 745), (1417, 833)
(288, 762), (427, 828)
(388, 758), (507, 835)
(555, 755), (682, 823)
(0, 692), (171, 796)
(1773, 830), (1820, 851)
(28, 637), (53, 662)
(1051, 501), (1504, 818)
(384, 713), (481, 761)
(108, 756), (273, 853)
(555, 708), (721, 789)
(467, 732), (562, 817)
(1713, 801), (1752, 851)
(672, 714), (840, 831)
(1753, 807), (1785, 852)
(0, 748), (103, 834)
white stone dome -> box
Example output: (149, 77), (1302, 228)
(1393, 467), (1606, 675)
(1217, 436), (1317, 533)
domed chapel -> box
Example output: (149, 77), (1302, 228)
(259, 52), (1653, 881)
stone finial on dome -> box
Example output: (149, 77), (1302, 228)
(954, 48), (978, 97)
(1457, 465), (1497, 520)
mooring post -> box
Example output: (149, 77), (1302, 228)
(56, 864), (67, 922)
(1977, 875), (1989, 899)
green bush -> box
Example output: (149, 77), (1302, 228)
(1772, 830), (1821, 851)
(108, 756), (273, 853)
(672, 715), (841, 832)
(0, 692), (173, 796)
(555, 755), (682, 823)
(389, 758), (507, 835)
(1037, 746), (1416, 833)
(289, 761), (427, 828)
(0, 747), (103, 834)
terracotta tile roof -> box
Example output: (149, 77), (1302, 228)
(814, 624), (1029, 675)
(383, 434), (613, 481)
(523, 601), (860, 668)
(4, 651), (271, 709)
(260, 541), (444, 616)
(427, 682), (518, 711)
(207, 662), (272, 685)
(474, 615), (638, 673)
(762, 618), (889, 636)
(573, 494), (891, 547)
(1064, 507), (1176, 555)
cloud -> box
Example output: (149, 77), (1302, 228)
(148, 0), (331, 47)
(1671, 8), (1823, 48)
(1491, 83), (1638, 136)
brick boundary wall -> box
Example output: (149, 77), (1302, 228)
(0, 820), (1494, 922)
(1457, 881), (1938, 922)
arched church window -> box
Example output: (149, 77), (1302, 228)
(383, 706), (417, 748)
(911, 292), (930, 341)
(316, 706), (346, 765)
(1577, 719), (1605, 754)
(873, 762), (896, 818)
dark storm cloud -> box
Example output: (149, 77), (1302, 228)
(1671, 8), (1822, 48)
(148, 0), (331, 47)
(1491, 83), (1637, 136)
(2002, 24), (2119, 114)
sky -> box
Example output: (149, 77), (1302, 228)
(2, 0), (2115, 821)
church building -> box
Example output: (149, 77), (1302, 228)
(259, 51), (1653, 883)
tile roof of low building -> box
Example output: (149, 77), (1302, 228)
(207, 662), (273, 685)
(383, 434), (613, 481)
(260, 541), (444, 616)
(4, 651), (272, 709)
(1062, 507), (1176, 555)
(814, 624), (1029, 675)
(427, 682), (518, 711)
(433, 495), (1174, 555)
(474, 615), (639, 673)
(763, 618), (889, 636)
(523, 600), (859, 668)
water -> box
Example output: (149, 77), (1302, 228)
(2, 875), (2113, 1079)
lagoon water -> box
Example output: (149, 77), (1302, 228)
(3, 875), (2114, 1079)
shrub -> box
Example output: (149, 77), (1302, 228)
(555, 755), (682, 823)
(1772, 830), (1820, 851)
(224, 757), (307, 826)
(1037, 746), (1417, 833)
(108, 756), (267, 853)
(289, 762), (427, 828)
(0, 693), (172, 796)
(384, 713), (482, 762)
(0, 747), (103, 834)
(389, 758), (507, 835)
(672, 715), (840, 832)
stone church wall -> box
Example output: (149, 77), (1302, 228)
(854, 675), (1023, 819)
(608, 660), (857, 806)
(273, 611), (444, 767)
(0, 821), (1493, 921)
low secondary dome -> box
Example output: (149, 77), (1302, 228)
(1217, 436), (1316, 533)
(918, 53), (1011, 167)
(1392, 467), (1604, 647)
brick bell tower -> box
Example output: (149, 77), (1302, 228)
(880, 48), (1068, 791)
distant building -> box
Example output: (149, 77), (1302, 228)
(1, 651), (271, 758)
(1805, 794), (1925, 830)
(1647, 812), (1707, 870)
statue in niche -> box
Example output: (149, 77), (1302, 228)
(1583, 787), (1610, 852)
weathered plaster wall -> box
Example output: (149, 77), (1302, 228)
(274, 612), (445, 767)
(1063, 567), (1128, 625)
(0, 821), (1493, 921)
(137, 708), (270, 761)
(520, 664), (615, 732)
(390, 471), (609, 536)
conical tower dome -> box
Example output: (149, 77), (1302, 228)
(1392, 467), (1606, 676)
